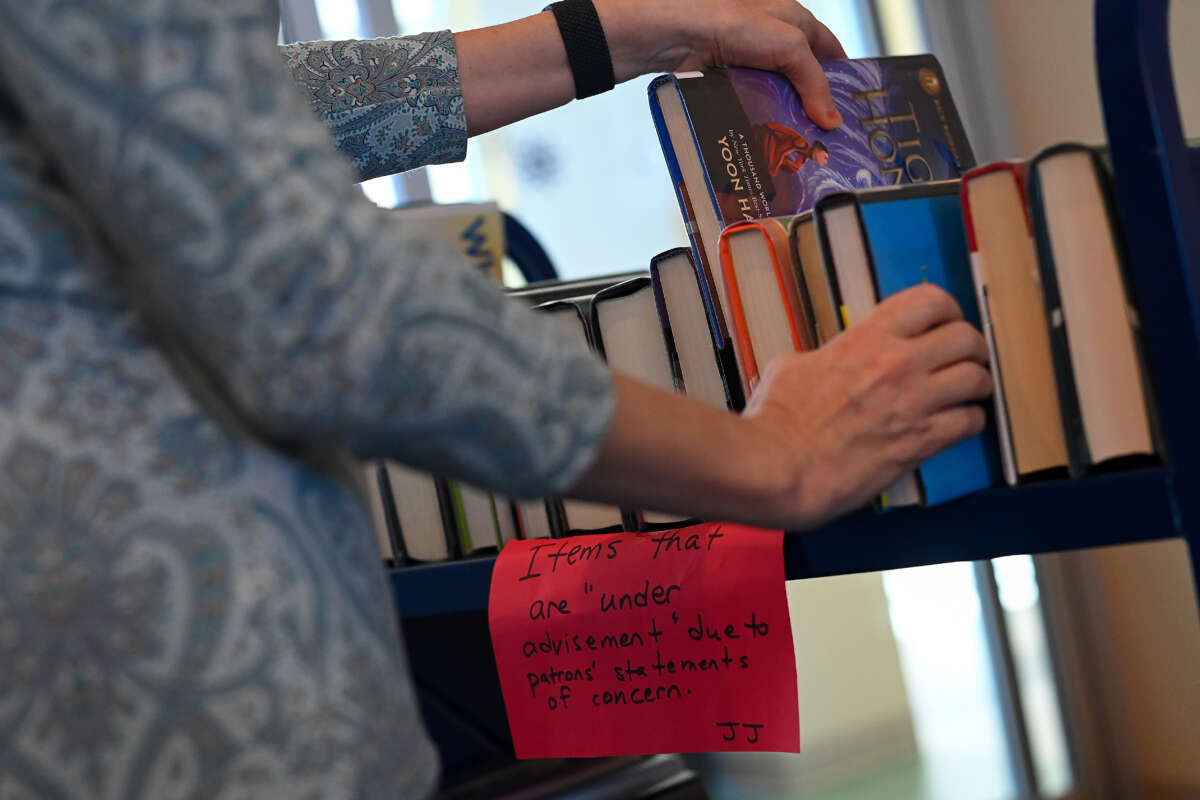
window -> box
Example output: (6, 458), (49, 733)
(392, 2), (879, 280)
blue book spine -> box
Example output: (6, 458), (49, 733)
(859, 190), (1000, 504)
(647, 76), (730, 353)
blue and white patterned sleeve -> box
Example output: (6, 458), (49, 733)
(0, 1), (614, 499)
(280, 32), (467, 180)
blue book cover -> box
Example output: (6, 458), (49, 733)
(858, 184), (1000, 504)
(655, 56), (974, 228)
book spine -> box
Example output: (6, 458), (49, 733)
(446, 481), (471, 555)
(1027, 157), (1091, 476)
(678, 181), (731, 346)
(545, 497), (568, 539)
(1089, 147), (1166, 463)
(649, 260), (687, 394)
(648, 76), (732, 348)
(512, 500), (527, 540)
(787, 220), (822, 348)
(684, 249), (746, 411)
(716, 341), (746, 412)
(375, 462), (409, 566)
(433, 477), (464, 559)
(813, 199), (850, 334)
(967, 250), (1018, 486)
(822, 193), (926, 507)
(765, 221), (810, 352)
(486, 491), (503, 549)
(718, 230), (762, 395)
(590, 277), (668, 530)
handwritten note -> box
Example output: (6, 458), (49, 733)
(487, 522), (799, 758)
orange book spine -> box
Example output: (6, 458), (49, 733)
(718, 231), (761, 395)
(719, 220), (809, 396)
(762, 220), (814, 353)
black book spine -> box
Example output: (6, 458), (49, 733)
(648, 257), (687, 395)
(375, 462), (408, 567)
(681, 248), (746, 411)
(813, 193), (852, 333)
(498, 497), (522, 545)
(715, 340), (746, 412)
(787, 217), (822, 349)
(544, 497), (568, 539)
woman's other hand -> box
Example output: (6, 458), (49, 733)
(743, 283), (992, 527)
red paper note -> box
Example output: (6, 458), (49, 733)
(487, 522), (799, 758)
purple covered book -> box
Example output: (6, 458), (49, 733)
(648, 55), (974, 326)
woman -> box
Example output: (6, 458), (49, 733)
(0, 1), (989, 797)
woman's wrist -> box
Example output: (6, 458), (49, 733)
(593, 0), (703, 82)
(567, 374), (812, 530)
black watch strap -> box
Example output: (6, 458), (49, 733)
(545, 0), (616, 99)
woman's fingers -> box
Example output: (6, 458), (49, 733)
(918, 361), (993, 415)
(911, 319), (990, 372)
(718, 13), (842, 128)
(875, 283), (965, 338)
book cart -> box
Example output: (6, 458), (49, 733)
(390, 0), (1200, 790)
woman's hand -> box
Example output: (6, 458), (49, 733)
(600, 0), (848, 129)
(567, 284), (991, 531)
(742, 283), (992, 526)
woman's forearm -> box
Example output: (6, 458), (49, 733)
(566, 375), (802, 527)
(453, 5), (697, 136)
(455, 13), (577, 137)
(456, 0), (848, 137)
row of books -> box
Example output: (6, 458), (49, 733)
(363, 268), (711, 565)
(367, 52), (1159, 565)
(713, 154), (1157, 506)
(649, 55), (1159, 509)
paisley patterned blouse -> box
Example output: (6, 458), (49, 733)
(0, 2), (613, 798)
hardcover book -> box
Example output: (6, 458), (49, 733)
(815, 181), (1000, 507)
(448, 481), (503, 555)
(649, 247), (744, 411)
(650, 55), (974, 328)
(589, 277), (692, 529)
(533, 298), (627, 534)
(364, 462), (405, 565)
(718, 216), (814, 394)
(788, 212), (841, 346)
(859, 181), (1000, 505)
(961, 162), (1069, 485)
(1026, 143), (1159, 475)
(379, 461), (460, 561)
